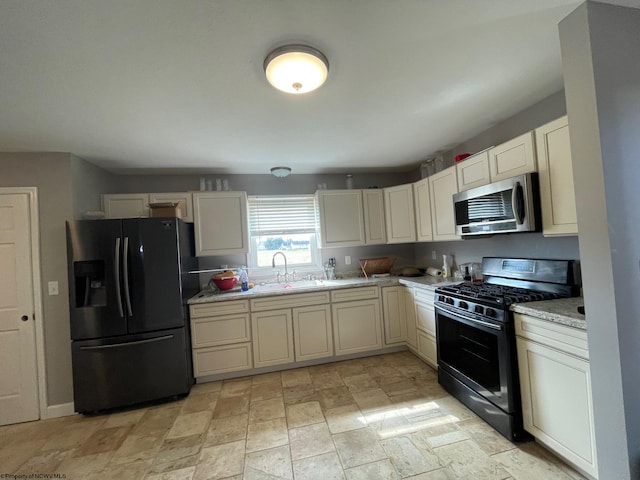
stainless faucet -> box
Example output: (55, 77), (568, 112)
(272, 251), (294, 282)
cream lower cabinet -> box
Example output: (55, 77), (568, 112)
(403, 287), (417, 349)
(515, 313), (597, 479)
(251, 309), (295, 368)
(292, 304), (333, 361)
(413, 286), (437, 368)
(250, 291), (332, 367)
(535, 116), (578, 236)
(381, 286), (406, 346)
(190, 300), (253, 376)
(331, 287), (382, 355)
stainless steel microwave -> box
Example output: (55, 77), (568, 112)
(453, 173), (540, 236)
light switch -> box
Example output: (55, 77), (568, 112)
(48, 281), (59, 296)
(345, 256), (351, 265)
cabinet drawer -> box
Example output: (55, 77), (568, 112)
(415, 301), (436, 336)
(413, 287), (436, 306)
(514, 313), (589, 360)
(191, 313), (251, 348)
(193, 342), (252, 377)
(190, 300), (249, 319)
(250, 291), (330, 311)
(331, 286), (379, 303)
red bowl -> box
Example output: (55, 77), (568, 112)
(213, 277), (238, 291)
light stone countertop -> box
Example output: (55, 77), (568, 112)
(510, 296), (586, 330)
(188, 275), (457, 304)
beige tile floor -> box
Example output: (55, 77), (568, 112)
(0, 352), (587, 480)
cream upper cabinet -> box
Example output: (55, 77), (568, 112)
(456, 151), (491, 192)
(535, 116), (578, 236)
(413, 178), (433, 242)
(428, 166), (461, 241)
(149, 192), (194, 223)
(362, 189), (387, 245)
(316, 190), (365, 247)
(103, 194), (149, 218)
(193, 191), (249, 257)
(488, 131), (537, 182)
(384, 184), (416, 244)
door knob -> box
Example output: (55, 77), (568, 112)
(21, 315), (29, 321)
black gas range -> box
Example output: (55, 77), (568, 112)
(434, 257), (580, 441)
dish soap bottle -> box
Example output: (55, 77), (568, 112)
(442, 255), (450, 278)
(239, 268), (249, 292)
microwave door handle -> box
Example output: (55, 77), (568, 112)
(114, 237), (124, 318)
(511, 182), (524, 224)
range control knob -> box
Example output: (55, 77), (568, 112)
(445, 297), (455, 305)
(438, 295), (446, 303)
(459, 301), (469, 310)
(485, 308), (497, 318)
(474, 305), (484, 314)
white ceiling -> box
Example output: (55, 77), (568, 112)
(0, 0), (585, 175)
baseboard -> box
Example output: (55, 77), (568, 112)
(45, 402), (76, 419)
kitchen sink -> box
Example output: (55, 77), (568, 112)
(251, 280), (326, 292)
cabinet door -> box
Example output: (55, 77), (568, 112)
(413, 178), (433, 242)
(103, 194), (150, 218)
(332, 299), (382, 355)
(251, 309), (294, 368)
(456, 151), (491, 192)
(381, 286), (406, 345)
(384, 184), (416, 243)
(428, 166), (461, 241)
(149, 192), (194, 223)
(362, 189), (386, 244)
(415, 300), (436, 336)
(417, 331), (437, 368)
(489, 131), (537, 181)
(292, 304), (333, 361)
(193, 191), (249, 256)
(516, 337), (597, 477)
(316, 190), (365, 247)
(403, 287), (417, 349)
(535, 116), (578, 236)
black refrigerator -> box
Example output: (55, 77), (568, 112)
(66, 218), (199, 413)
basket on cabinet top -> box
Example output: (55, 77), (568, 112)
(359, 257), (395, 278)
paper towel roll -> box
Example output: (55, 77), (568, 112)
(426, 267), (442, 277)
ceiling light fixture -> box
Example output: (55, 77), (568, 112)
(270, 166), (292, 178)
(264, 44), (329, 94)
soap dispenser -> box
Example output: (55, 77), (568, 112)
(442, 255), (450, 278)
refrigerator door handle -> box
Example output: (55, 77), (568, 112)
(114, 237), (124, 318)
(79, 334), (174, 350)
(123, 236), (133, 316)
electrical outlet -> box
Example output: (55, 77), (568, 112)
(431, 250), (437, 260)
(48, 281), (59, 296)
(345, 256), (351, 265)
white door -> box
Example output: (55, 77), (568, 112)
(0, 193), (39, 425)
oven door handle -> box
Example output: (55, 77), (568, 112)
(436, 305), (503, 331)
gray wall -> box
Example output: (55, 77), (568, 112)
(107, 172), (414, 196)
(70, 155), (117, 218)
(560, 2), (640, 478)
(0, 153), (74, 406)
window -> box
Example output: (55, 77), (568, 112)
(247, 195), (322, 275)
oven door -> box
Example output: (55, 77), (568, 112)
(435, 305), (517, 413)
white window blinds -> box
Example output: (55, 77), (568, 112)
(248, 195), (317, 236)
